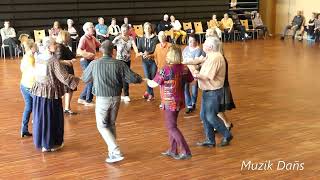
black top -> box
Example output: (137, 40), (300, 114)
(137, 35), (159, 61)
(56, 43), (75, 75)
(158, 20), (172, 32)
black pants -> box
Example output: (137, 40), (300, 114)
(123, 60), (131, 96)
(223, 29), (233, 41)
(234, 25), (246, 39)
(256, 25), (269, 36)
(3, 38), (18, 58)
(315, 29), (320, 42)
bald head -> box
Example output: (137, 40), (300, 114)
(100, 40), (114, 56)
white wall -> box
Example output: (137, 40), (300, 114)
(276, 0), (320, 34)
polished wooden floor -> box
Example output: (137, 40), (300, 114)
(0, 38), (320, 179)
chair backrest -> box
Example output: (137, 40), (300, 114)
(182, 22), (192, 31)
(133, 25), (144, 37)
(33, 30), (46, 43)
(240, 20), (249, 30)
(194, 22), (204, 33)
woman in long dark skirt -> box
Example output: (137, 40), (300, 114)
(31, 37), (79, 152)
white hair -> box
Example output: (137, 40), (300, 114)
(204, 37), (221, 52)
(158, 31), (166, 39)
(42, 36), (55, 50)
(83, 22), (94, 33)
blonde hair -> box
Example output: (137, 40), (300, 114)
(206, 28), (219, 38)
(24, 39), (37, 52)
(166, 45), (182, 64)
(56, 30), (71, 45)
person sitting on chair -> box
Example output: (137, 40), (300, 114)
(251, 12), (272, 38)
(49, 21), (62, 39)
(209, 14), (222, 39)
(108, 18), (120, 42)
(95, 17), (109, 42)
(170, 15), (187, 44)
(157, 14), (172, 33)
(231, 13), (250, 41)
(220, 13), (234, 41)
(280, 10), (305, 40)
(314, 14), (320, 42)
(305, 13), (316, 40)
(0, 20), (20, 58)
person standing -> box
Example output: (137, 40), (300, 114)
(32, 37), (79, 152)
(77, 22), (101, 106)
(145, 45), (193, 160)
(81, 40), (142, 163)
(194, 37), (233, 147)
(20, 39), (37, 138)
(137, 22), (159, 101)
(112, 24), (139, 102)
(182, 35), (202, 113)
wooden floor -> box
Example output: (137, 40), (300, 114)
(0, 38), (320, 179)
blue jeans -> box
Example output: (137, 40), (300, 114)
(142, 59), (157, 96)
(200, 89), (231, 144)
(79, 59), (93, 102)
(184, 82), (198, 108)
(20, 85), (33, 133)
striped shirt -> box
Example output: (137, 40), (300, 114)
(81, 56), (143, 97)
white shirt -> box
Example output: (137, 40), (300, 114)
(171, 20), (182, 31)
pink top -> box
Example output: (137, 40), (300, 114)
(153, 64), (194, 111)
(78, 34), (101, 60)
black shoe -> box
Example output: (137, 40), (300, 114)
(173, 153), (192, 160)
(192, 104), (196, 110)
(196, 141), (215, 148)
(218, 136), (233, 147)
(280, 36), (285, 40)
(21, 131), (32, 138)
(64, 109), (77, 115)
(185, 108), (193, 114)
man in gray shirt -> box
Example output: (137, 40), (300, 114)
(281, 11), (305, 40)
(82, 40), (142, 163)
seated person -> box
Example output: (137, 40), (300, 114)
(0, 20), (20, 58)
(108, 18), (120, 42)
(314, 14), (320, 42)
(95, 17), (109, 42)
(251, 12), (272, 38)
(305, 13), (316, 39)
(123, 17), (137, 41)
(220, 13), (234, 41)
(49, 21), (61, 39)
(170, 15), (187, 44)
(281, 10), (305, 40)
(208, 14), (222, 38)
(157, 14), (172, 33)
(232, 13), (250, 40)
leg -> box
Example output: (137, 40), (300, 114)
(179, 30), (187, 44)
(191, 82), (198, 107)
(20, 85), (33, 133)
(123, 61), (131, 96)
(174, 31), (181, 43)
(149, 60), (157, 96)
(200, 93), (216, 144)
(184, 83), (192, 109)
(79, 60), (90, 100)
(164, 110), (191, 155)
(282, 25), (292, 37)
(142, 60), (151, 95)
(64, 92), (73, 110)
(95, 96), (121, 156)
(217, 112), (231, 128)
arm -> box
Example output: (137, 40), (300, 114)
(131, 39), (139, 56)
(52, 60), (80, 90)
(81, 62), (93, 83)
(122, 62), (143, 84)
(8, 28), (16, 38)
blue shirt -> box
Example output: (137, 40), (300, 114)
(95, 24), (108, 35)
(182, 46), (203, 61)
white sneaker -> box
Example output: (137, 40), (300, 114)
(106, 155), (124, 163)
(121, 96), (125, 101)
(42, 147), (51, 152)
(84, 102), (95, 106)
(123, 96), (130, 102)
(77, 99), (86, 105)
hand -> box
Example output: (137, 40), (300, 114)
(71, 58), (77, 64)
(88, 53), (95, 59)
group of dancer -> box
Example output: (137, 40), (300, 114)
(19, 21), (235, 163)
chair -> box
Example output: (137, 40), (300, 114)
(133, 25), (144, 44)
(33, 30), (45, 43)
(0, 35), (19, 60)
(183, 22), (193, 42)
(241, 20), (256, 39)
(193, 22), (206, 44)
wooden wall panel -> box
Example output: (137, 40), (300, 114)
(0, 0), (230, 34)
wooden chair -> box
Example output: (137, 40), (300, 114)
(241, 20), (256, 39)
(193, 22), (206, 43)
(183, 22), (193, 42)
(33, 30), (46, 43)
(133, 25), (144, 44)
(0, 35), (19, 60)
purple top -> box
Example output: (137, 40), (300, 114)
(153, 64), (194, 111)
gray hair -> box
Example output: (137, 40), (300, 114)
(100, 40), (114, 56)
(83, 22), (94, 33)
(204, 37), (221, 52)
(121, 24), (129, 30)
(158, 31), (166, 39)
(42, 36), (56, 50)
